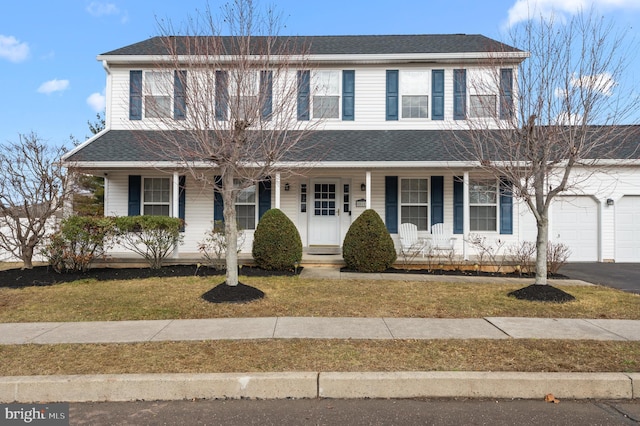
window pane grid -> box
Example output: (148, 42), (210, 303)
(313, 96), (339, 118)
(400, 178), (428, 231)
(470, 95), (496, 118)
(233, 180), (257, 230)
(470, 179), (498, 231)
(401, 95), (428, 118)
(236, 205), (256, 230)
(143, 178), (170, 217)
(314, 183), (336, 216)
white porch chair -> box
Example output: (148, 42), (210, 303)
(398, 222), (428, 257)
(430, 223), (456, 253)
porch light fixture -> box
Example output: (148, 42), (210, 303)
(284, 183), (290, 191)
(606, 198), (614, 206)
(360, 183), (366, 191)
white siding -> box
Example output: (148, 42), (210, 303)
(108, 65), (510, 132)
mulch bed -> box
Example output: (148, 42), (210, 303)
(508, 284), (577, 303)
(0, 264), (301, 289)
(340, 266), (567, 279)
(201, 282), (266, 303)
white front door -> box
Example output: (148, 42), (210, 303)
(308, 179), (341, 246)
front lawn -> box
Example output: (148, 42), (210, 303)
(0, 273), (638, 322)
(1, 268), (639, 376)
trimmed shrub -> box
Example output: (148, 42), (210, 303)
(113, 216), (183, 269)
(343, 209), (396, 272)
(42, 215), (116, 273)
(252, 209), (302, 270)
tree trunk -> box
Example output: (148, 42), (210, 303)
(21, 246), (34, 270)
(534, 217), (549, 285)
(222, 172), (239, 287)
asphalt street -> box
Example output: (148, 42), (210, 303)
(69, 398), (640, 425)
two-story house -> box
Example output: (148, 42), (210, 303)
(63, 34), (640, 263)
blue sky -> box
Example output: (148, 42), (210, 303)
(1, 0), (639, 147)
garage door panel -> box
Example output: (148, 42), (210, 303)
(615, 196), (640, 262)
(552, 196), (598, 262)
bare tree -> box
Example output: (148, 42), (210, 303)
(137, 0), (321, 286)
(0, 133), (74, 268)
(453, 9), (640, 285)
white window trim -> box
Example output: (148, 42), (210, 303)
(400, 70), (430, 120)
(142, 177), (172, 216)
(469, 178), (499, 232)
(312, 70), (341, 120)
(399, 177), (430, 231)
(234, 181), (258, 230)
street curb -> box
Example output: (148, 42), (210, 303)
(0, 372), (636, 402)
(318, 372), (635, 400)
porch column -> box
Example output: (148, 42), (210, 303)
(172, 172), (180, 219)
(103, 174), (109, 216)
(365, 171), (371, 210)
(172, 172), (180, 259)
(463, 171), (470, 260)
(275, 172), (281, 209)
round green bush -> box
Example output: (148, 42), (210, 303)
(343, 209), (397, 272)
(252, 208), (302, 270)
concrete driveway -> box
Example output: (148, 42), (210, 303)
(561, 263), (640, 294)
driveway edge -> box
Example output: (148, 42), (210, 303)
(0, 372), (636, 402)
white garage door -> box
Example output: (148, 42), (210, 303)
(615, 196), (640, 262)
(552, 196), (598, 261)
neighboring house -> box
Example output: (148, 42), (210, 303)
(63, 34), (640, 263)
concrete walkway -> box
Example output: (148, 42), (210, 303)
(2, 267), (640, 403)
(2, 316), (640, 345)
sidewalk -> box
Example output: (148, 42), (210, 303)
(1, 316), (640, 345)
(1, 267), (639, 403)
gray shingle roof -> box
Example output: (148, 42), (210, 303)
(100, 34), (522, 56)
(64, 127), (640, 165)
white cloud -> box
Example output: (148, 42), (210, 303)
(86, 1), (119, 17)
(87, 91), (106, 112)
(37, 79), (70, 95)
(0, 35), (29, 63)
(505, 0), (640, 27)
(571, 72), (616, 96)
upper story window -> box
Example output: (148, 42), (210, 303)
(400, 178), (429, 231)
(298, 70), (354, 121)
(143, 177), (171, 216)
(469, 179), (498, 231)
(144, 71), (172, 119)
(229, 71), (259, 119)
(215, 70), (272, 122)
(401, 71), (429, 119)
(130, 70), (186, 121)
(313, 70), (340, 119)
